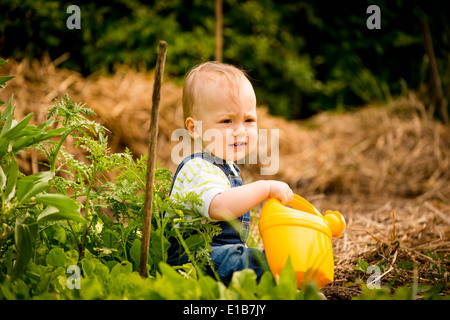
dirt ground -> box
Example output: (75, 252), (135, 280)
(2, 56), (449, 299)
(314, 195), (450, 299)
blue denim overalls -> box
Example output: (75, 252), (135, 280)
(167, 152), (269, 283)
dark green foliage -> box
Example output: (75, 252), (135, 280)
(1, 0), (448, 119)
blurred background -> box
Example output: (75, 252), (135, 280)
(1, 0), (449, 121)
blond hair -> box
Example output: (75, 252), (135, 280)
(182, 61), (250, 121)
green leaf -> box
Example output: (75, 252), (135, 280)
(275, 257), (298, 299)
(150, 229), (170, 265)
(424, 284), (446, 300)
(16, 179), (37, 204)
(353, 285), (392, 300)
(12, 214), (38, 280)
(100, 229), (120, 248)
(230, 269), (257, 299)
(46, 247), (66, 268)
(11, 127), (66, 153)
(53, 225), (67, 244)
(184, 233), (204, 251)
(35, 193), (80, 213)
(16, 171), (53, 204)
(0, 137), (9, 159)
(159, 262), (183, 283)
(110, 261), (133, 278)
(3, 158), (19, 201)
(0, 96), (13, 123)
(0, 76), (14, 89)
(37, 205), (85, 224)
(198, 275), (220, 300)
(397, 260), (415, 270)
(0, 165), (6, 192)
(81, 258), (95, 277)
(129, 238), (141, 270)
(65, 249), (79, 267)
(0, 113), (33, 139)
(301, 280), (321, 300)
(92, 259), (110, 282)
(257, 271), (276, 298)
(355, 258), (369, 272)
(1, 99), (15, 137)
(35, 193), (85, 224)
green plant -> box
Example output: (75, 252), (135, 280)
(354, 282), (449, 300)
(41, 95), (135, 259)
(0, 247), (322, 300)
(24, 92), (227, 281)
(0, 59), (14, 106)
(351, 253), (449, 300)
(0, 59), (85, 280)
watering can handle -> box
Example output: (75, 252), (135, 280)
(287, 194), (323, 217)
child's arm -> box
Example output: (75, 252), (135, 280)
(209, 180), (293, 221)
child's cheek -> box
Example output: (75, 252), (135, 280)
(249, 127), (258, 145)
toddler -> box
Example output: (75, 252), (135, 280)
(167, 61), (293, 283)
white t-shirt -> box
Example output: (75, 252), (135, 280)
(170, 157), (238, 219)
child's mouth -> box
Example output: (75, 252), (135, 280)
(230, 141), (246, 150)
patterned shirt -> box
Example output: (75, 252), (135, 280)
(170, 157), (238, 220)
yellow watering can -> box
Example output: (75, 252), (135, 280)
(259, 194), (345, 289)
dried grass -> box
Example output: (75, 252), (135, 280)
(256, 94), (450, 203)
(1, 54), (185, 175)
(316, 196), (450, 299)
(2, 56), (449, 298)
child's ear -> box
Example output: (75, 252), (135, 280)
(185, 117), (200, 139)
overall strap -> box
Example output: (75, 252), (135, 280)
(169, 152), (250, 245)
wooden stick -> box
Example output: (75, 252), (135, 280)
(390, 210), (396, 242)
(420, 17), (449, 125)
(138, 41), (167, 277)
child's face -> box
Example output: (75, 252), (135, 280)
(186, 76), (258, 162)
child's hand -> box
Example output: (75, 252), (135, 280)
(268, 181), (294, 205)
(209, 180), (294, 221)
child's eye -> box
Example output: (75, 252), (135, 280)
(245, 118), (256, 123)
(220, 119), (232, 123)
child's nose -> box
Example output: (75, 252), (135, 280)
(233, 123), (246, 136)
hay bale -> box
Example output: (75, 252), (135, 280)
(294, 95), (450, 201)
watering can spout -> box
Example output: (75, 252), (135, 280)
(324, 210), (346, 238)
